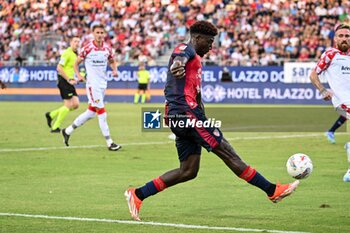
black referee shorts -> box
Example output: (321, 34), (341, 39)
(138, 83), (148, 91)
(57, 75), (78, 100)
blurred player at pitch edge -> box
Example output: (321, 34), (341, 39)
(325, 115), (346, 144)
(310, 23), (350, 182)
(62, 24), (121, 151)
(0, 80), (6, 89)
(134, 63), (150, 104)
(125, 20), (300, 221)
(45, 37), (81, 133)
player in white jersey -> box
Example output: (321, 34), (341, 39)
(62, 24), (121, 151)
(310, 23), (350, 181)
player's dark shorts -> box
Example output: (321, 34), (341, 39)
(138, 83), (148, 91)
(166, 106), (223, 162)
(57, 75), (78, 100)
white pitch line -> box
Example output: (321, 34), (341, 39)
(0, 132), (349, 153)
(0, 141), (173, 153)
(0, 213), (309, 233)
(226, 132), (349, 141)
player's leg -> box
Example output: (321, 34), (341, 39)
(125, 135), (201, 221)
(345, 142), (350, 182)
(51, 95), (79, 131)
(135, 141), (201, 197)
(45, 108), (59, 129)
(188, 107), (298, 202)
(213, 138), (276, 193)
(212, 137), (299, 202)
(326, 115), (347, 144)
(146, 89), (151, 102)
(95, 106), (121, 151)
(94, 88), (121, 151)
(62, 105), (96, 146)
(141, 87), (147, 104)
(343, 168), (350, 182)
(50, 83), (79, 132)
(335, 105), (350, 181)
(45, 83), (67, 129)
(134, 88), (141, 104)
(125, 159), (200, 221)
(51, 99), (71, 132)
(51, 106), (69, 132)
(62, 86), (96, 146)
(71, 95), (80, 110)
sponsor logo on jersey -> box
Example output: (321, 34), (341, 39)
(178, 45), (187, 50)
(92, 60), (105, 64)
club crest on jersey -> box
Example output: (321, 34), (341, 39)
(94, 99), (100, 103)
(178, 45), (187, 50)
(174, 45), (187, 54)
(213, 129), (220, 137)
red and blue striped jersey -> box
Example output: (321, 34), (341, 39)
(164, 43), (202, 113)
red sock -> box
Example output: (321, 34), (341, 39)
(152, 176), (167, 192)
(239, 166), (257, 182)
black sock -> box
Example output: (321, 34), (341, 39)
(267, 184), (277, 197)
(135, 188), (145, 201)
(246, 170), (276, 196)
(329, 116), (347, 132)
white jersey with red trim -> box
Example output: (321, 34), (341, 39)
(315, 47), (350, 107)
(79, 40), (114, 88)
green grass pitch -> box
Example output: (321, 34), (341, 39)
(0, 102), (349, 233)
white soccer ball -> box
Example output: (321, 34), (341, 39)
(286, 153), (313, 179)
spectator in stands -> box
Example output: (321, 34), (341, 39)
(298, 47), (310, 61)
(221, 67), (232, 82)
(0, 80), (6, 89)
(1, 0), (350, 66)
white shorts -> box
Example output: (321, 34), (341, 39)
(86, 85), (106, 109)
(336, 104), (350, 120)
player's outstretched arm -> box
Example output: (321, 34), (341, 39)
(309, 69), (332, 101)
(74, 57), (85, 82)
(170, 56), (188, 79)
(57, 64), (77, 85)
(109, 59), (118, 77)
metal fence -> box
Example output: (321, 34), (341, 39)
(1, 58), (319, 67)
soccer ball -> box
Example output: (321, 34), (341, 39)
(286, 153), (313, 179)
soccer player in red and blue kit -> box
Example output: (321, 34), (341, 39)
(125, 21), (299, 221)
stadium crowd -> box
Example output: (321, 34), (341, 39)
(0, 0), (349, 66)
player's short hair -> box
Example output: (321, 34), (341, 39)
(69, 36), (80, 41)
(92, 24), (105, 31)
(190, 21), (218, 37)
(335, 23), (350, 32)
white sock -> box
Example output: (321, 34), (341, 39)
(65, 125), (74, 135)
(106, 138), (113, 147)
(346, 142), (350, 162)
(98, 112), (113, 146)
(66, 109), (96, 135)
